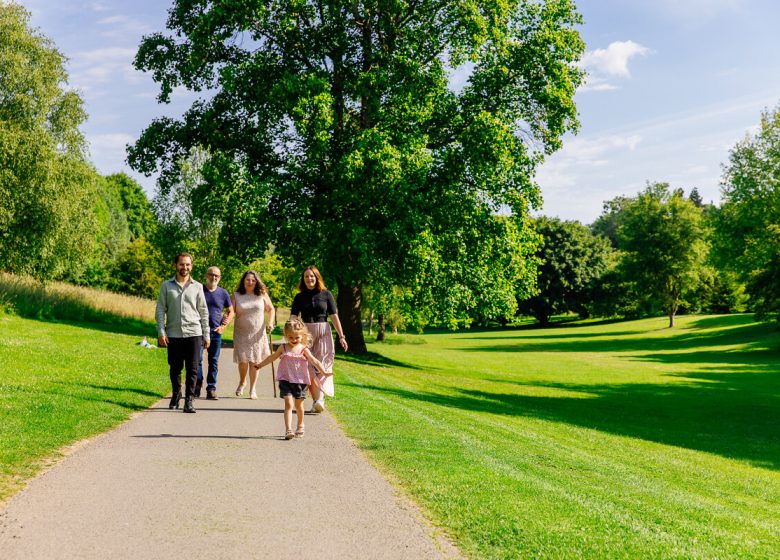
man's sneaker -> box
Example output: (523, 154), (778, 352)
(183, 398), (196, 413)
(313, 399), (325, 413)
(206, 389), (219, 400)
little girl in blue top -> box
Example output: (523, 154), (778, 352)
(255, 318), (328, 439)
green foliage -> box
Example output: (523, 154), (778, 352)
(223, 249), (299, 307)
(129, 0), (585, 350)
(103, 172), (156, 240)
(615, 183), (709, 326)
(518, 216), (614, 325)
(108, 237), (168, 299)
(0, 3), (97, 279)
(591, 195), (632, 248)
(717, 104), (780, 320)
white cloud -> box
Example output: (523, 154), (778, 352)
(96, 14), (154, 35)
(66, 47), (141, 97)
(581, 41), (652, 78)
(87, 2), (111, 12)
(560, 134), (643, 164)
(86, 132), (135, 171)
(535, 134), (643, 201)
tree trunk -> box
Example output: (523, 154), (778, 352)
(368, 309), (374, 335)
(376, 314), (385, 342)
(668, 310), (676, 328)
(337, 282), (367, 354)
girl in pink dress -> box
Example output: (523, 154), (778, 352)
(255, 318), (328, 439)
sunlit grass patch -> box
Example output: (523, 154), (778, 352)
(330, 315), (780, 559)
(0, 313), (167, 504)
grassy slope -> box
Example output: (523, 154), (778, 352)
(329, 315), (780, 559)
(0, 313), (168, 502)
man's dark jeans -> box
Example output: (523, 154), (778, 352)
(197, 331), (222, 391)
(168, 336), (202, 398)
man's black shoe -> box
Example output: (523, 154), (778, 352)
(183, 398), (196, 413)
(194, 380), (203, 398)
(206, 389), (219, 400)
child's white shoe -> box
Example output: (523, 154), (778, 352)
(313, 399), (325, 413)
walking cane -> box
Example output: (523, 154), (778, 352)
(268, 330), (277, 398)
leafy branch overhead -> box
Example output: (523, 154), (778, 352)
(129, 0), (585, 350)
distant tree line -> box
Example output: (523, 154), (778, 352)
(517, 103), (780, 328)
(3, 2), (779, 334)
(0, 4), (297, 304)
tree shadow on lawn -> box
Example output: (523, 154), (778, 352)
(50, 381), (162, 399)
(454, 318), (780, 355)
(360, 361), (780, 470)
(337, 350), (419, 370)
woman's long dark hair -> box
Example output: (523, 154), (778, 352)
(236, 270), (267, 295)
(298, 266), (326, 292)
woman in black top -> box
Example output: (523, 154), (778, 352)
(290, 266), (347, 412)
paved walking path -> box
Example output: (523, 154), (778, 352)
(0, 349), (460, 559)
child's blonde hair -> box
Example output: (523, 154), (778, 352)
(284, 318), (312, 347)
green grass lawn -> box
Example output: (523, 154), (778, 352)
(329, 314), (780, 559)
(0, 312), (167, 503)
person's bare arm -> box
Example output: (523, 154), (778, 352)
(329, 313), (348, 351)
(303, 348), (328, 376)
(215, 304), (234, 334)
(255, 345), (284, 370)
(263, 293), (275, 333)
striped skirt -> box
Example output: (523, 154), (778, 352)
(307, 322), (334, 374)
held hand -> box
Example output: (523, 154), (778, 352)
(214, 325), (226, 334)
(266, 324), (273, 334)
(158, 336), (168, 348)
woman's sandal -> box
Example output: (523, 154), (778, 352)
(235, 383), (245, 397)
(284, 429), (294, 440)
(295, 425), (305, 438)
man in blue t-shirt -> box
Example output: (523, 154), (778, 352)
(195, 266), (234, 399)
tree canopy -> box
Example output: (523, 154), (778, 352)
(129, 0), (585, 351)
(616, 183), (709, 327)
(716, 104), (780, 319)
(0, 3), (95, 278)
(519, 217), (613, 326)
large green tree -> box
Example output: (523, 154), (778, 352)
(0, 3), (96, 278)
(103, 173), (156, 241)
(519, 216), (613, 326)
(129, 0), (584, 351)
(716, 105), (780, 319)
(617, 183), (709, 327)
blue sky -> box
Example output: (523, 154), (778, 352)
(17, 0), (780, 224)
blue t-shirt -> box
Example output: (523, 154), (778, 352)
(203, 286), (232, 331)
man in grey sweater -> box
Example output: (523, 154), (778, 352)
(156, 252), (210, 413)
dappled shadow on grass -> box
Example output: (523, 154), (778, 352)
(454, 317), (780, 356)
(358, 360), (780, 470)
(50, 317), (155, 338)
(337, 350), (419, 370)
(51, 381), (161, 399)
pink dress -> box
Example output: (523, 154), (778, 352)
(276, 345), (311, 385)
